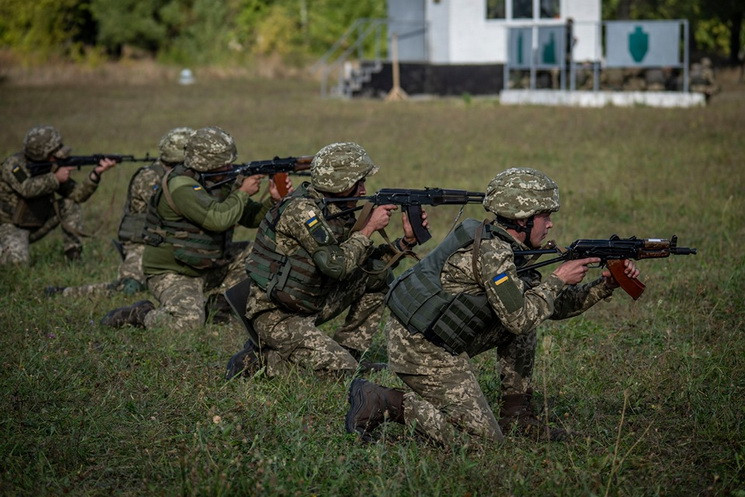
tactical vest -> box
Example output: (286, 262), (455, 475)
(247, 183), (355, 315)
(386, 219), (522, 356)
(117, 162), (165, 243)
(142, 165), (230, 269)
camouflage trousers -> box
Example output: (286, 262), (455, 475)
(143, 243), (252, 332)
(59, 242), (147, 298)
(0, 198), (83, 265)
(251, 275), (386, 378)
(387, 316), (537, 445)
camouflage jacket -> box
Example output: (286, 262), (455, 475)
(117, 161), (166, 243)
(388, 221), (615, 367)
(142, 168), (272, 277)
(0, 152), (98, 225)
(245, 183), (400, 318)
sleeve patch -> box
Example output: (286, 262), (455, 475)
(305, 215), (332, 244)
(192, 185), (203, 191)
(12, 166), (28, 182)
(490, 271), (523, 314)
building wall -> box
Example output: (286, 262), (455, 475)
(390, 0), (601, 64)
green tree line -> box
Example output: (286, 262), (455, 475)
(0, 0), (741, 65)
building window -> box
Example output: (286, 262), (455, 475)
(540, 0), (559, 18)
(486, 0), (505, 19)
(513, 0), (533, 19)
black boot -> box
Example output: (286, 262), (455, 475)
(345, 378), (404, 442)
(498, 389), (568, 442)
(100, 300), (155, 328)
(225, 340), (263, 380)
(44, 286), (67, 297)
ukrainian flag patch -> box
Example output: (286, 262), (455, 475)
(305, 216), (319, 228)
(192, 185), (203, 191)
(492, 272), (509, 286)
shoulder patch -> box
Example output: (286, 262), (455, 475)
(491, 271), (523, 313)
(192, 185), (203, 191)
(305, 215), (332, 244)
(12, 166), (28, 183)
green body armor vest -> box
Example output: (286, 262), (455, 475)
(386, 219), (523, 356)
(142, 165), (230, 270)
(117, 162), (165, 243)
(246, 183), (355, 315)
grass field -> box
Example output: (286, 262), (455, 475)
(0, 65), (743, 496)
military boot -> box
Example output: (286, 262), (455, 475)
(498, 389), (568, 442)
(44, 286), (67, 297)
(345, 378), (404, 442)
(100, 300), (155, 328)
(225, 340), (263, 380)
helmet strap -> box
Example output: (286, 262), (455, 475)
(497, 215), (536, 248)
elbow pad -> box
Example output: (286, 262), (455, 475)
(312, 245), (348, 280)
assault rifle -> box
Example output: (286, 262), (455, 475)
(323, 188), (486, 244)
(515, 234), (697, 300)
(28, 154), (153, 177)
(203, 155), (314, 195)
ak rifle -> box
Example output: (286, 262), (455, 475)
(323, 187), (485, 244)
(203, 155), (314, 196)
(515, 234), (697, 300)
(28, 154), (153, 177)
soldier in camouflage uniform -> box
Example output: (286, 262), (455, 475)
(690, 57), (720, 103)
(100, 126), (289, 332)
(45, 127), (194, 298)
(225, 142), (426, 379)
(0, 126), (116, 265)
(345, 168), (639, 445)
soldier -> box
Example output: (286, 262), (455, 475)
(100, 126), (289, 331)
(690, 57), (720, 102)
(45, 127), (194, 297)
(0, 126), (116, 265)
(224, 142), (426, 379)
(345, 167), (639, 445)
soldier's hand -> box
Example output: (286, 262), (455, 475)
(54, 166), (73, 183)
(238, 174), (264, 196)
(602, 259), (640, 289)
(360, 204), (397, 237)
(401, 209), (428, 246)
(553, 257), (600, 285)
(268, 174), (293, 201)
(94, 158), (117, 175)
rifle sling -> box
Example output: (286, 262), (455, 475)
(160, 169), (183, 217)
(351, 201), (418, 275)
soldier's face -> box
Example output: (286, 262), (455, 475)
(529, 212), (553, 247)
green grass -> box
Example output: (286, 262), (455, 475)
(1, 68), (744, 496)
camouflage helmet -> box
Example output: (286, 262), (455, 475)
(483, 167), (560, 219)
(310, 142), (379, 193)
(158, 127), (194, 164)
(23, 125), (71, 161)
(184, 126), (237, 172)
